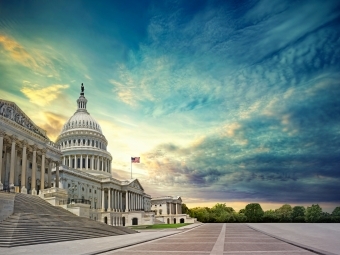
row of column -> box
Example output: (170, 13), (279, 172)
(62, 154), (111, 173)
(168, 202), (181, 215)
(99, 188), (145, 212)
(0, 132), (61, 193)
(102, 188), (124, 211)
(126, 191), (144, 211)
(110, 216), (123, 226)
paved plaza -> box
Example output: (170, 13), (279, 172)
(1, 223), (339, 255)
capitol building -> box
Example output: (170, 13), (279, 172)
(0, 84), (155, 226)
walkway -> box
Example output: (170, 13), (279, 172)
(103, 223), (317, 255)
(1, 223), (339, 255)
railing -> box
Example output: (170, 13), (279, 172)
(68, 198), (91, 205)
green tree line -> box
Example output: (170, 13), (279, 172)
(181, 203), (340, 223)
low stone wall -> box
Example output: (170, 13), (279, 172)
(0, 193), (15, 221)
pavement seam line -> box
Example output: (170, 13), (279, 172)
(209, 223), (226, 255)
(246, 224), (336, 255)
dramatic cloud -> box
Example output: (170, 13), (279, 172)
(20, 82), (69, 106)
(1, 0), (340, 208)
(40, 112), (68, 141)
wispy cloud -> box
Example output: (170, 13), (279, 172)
(40, 111), (68, 141)
(20, 82), (69, 106)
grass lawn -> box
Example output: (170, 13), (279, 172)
(130, 223), (191, 229)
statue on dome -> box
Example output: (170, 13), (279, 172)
(81, 83), (84, 93)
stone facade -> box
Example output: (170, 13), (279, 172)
(151, 196), (196, 224)
(0, 85), (154, 226)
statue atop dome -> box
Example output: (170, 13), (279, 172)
(81, 83), (84, 95)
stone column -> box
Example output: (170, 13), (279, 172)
(113, 190), (116, 211)
(31, 145), (37, 195)
(9, 136), (17, 191)
(134, 193), (136, 210)
(97, 156), (99, 170)
(48, 160), (52, 188)
(80, 155), (83, 169)
(118, 191), (121, 211)
(40, 150), (46, 191)
(130, 193), (133, 210)
(20, 140), (27, 193)
(101, 189), (105, 211)
(86, 155), (88, 169)
(55, 161), (60, 188)
(68, 155), (71, 168)
(116, 190), (118, 211)
(63, 156), (66, 165)
(136, 194), (139, 210)
(120, 191), (123, 211)
(0, 130), (5, 190)
(91, 155), (94, 170)
(75, 155), (77, 169)
(101, 157), (103, 171)
(108, 188), (111, 211)
(125, 191), (129, 212)
(14, 149), (19, 185)
(133, 193), (135, 210)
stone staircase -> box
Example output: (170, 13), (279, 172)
(0, 192), (137, 247)
(154, 218), (165, 224)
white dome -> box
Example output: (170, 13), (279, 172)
(59, 84), (102, 135)
(61, 110), (102, 134)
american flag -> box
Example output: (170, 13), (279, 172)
(131, 157), (140, 163)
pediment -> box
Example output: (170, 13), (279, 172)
(129, 179), (144, 191)
(0, 99), (47, 139)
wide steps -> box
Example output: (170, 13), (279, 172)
(0, 193), (137, 247)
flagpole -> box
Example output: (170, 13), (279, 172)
(131, 158), (132, 179)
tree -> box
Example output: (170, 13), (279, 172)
(331, 207), (340, 223)
(182, 203), (190, 214)
(275, 204), (293, 222)
(263, 210), (279, 222)
(189, 207), (211, 223)
(291, 206), (306, 222)
(305, 204), (322, 223)
(210, 203), (235, 223)
(244, 203), (264, 222)
(235, 211), (247, 222)
(319, 212), (332, 223)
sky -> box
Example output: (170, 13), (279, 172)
(0, 0), (340, 212)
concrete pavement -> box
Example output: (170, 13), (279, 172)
(1, 223), (339, 255)
(248, 223), (340, 255)
(104, 223), (317, 255)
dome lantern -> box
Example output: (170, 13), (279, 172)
(76, 83), (88, 111)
